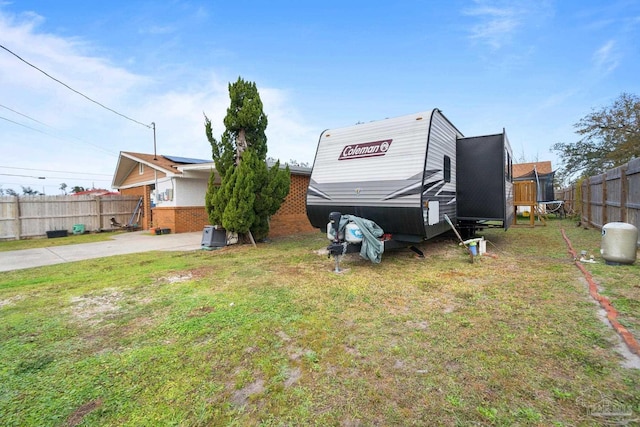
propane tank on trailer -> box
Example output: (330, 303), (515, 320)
(326, 222), (344, 241)
(345, 222), (363, 243)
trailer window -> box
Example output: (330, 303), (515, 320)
(444, 155), (451, 183)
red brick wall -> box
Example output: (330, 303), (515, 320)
(276, 175), (309, 215)
(151, 206), (210, 233)
(120, 173), (315, 236)
(269, 174), (315, 236)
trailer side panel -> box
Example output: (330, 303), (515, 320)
(306, 110), (462, 238)
(420, 110), (462, 239)
(456, 132), (513, 228)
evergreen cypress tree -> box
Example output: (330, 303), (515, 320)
(204, 77), (290, 241)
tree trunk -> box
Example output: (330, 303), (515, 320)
(236, 128), (247, 166)
(247, 230), (257, 247)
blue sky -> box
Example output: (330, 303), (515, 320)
(1, 0), (639, 193)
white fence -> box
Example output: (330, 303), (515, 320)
(0, 195), (142, 240)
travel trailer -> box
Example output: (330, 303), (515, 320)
(306, 109), (513, 264)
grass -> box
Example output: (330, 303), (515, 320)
(0, 218), (639, 426)
(0, 231), (122, 252)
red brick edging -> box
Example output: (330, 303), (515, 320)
(561, 228), (640, 356)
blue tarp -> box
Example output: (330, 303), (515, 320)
(338, 215), (384, 263)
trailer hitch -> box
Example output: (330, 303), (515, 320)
(327, 211), (347, 272)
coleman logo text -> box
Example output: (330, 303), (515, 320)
(338, 139), (392, 160)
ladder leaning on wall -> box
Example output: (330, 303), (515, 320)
(127, 197), (143, 228)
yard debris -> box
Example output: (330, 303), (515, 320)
(444, 214), (474, 263)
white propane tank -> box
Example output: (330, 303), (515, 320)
(326, 223), (344, 241)
(600, 222), (638, 265)
(345, 223), (363, 243)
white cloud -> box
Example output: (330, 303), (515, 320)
(259, 87), (319, 164)
(463, 0), (552, 50)
(139, 25), (175, 35)
(0, 9), (318, 193)
(592, 39), (620, 73)
(463, 1), (522, 49)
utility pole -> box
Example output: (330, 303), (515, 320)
(152, 122), (157, 160)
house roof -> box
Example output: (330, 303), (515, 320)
(513, 161), (553, 179)
(124, 152), (208, 174)
(112, 152), (209, 189)
(112, 151), (311, 189)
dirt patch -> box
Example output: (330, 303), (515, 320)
(284, 367), (302, 388)
(341, 418), (363, 427)
(155, 272), (193, 284)
(70, 290), (123, 325)
(0, 295), (24, 309)
(65, 398), (103, 426)
(405, 320), (429, 330)
(344, 345), (362, 358)
(314, 248), (329, 256)
(276, 330), (292, 342)
(184, 266), (218, 281)
(231, 379), (265, 407)
(187, 306), (216, 317)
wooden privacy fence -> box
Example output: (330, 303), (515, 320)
(559, 158), (640, 236)
(0, 195), (142, 240)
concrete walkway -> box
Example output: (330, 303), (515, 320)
(0, 231), (204, 272)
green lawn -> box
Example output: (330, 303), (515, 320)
(0, 218), (638, 426)
(0, 231), (121, 252)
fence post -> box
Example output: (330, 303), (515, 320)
(585, 176), (592, 226)
(12, 196), (21, 240)
(602, 172), (608, 226)
(621, 165), (628, 223)
(95, 196), (102, 231)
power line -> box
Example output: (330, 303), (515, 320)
(0, 173), (111, 181)
(0, 103), (49, 127)
(0, 115), (45, 133)
(0, 43), (152, 129)
(0, 165), (112, 176)
(0, 173), (45, 179)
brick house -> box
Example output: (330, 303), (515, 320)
(111, 152), (315, 237)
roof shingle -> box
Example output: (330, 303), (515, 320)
(513, 161), (553, 179)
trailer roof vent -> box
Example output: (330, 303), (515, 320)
(416, 117), (423, 121)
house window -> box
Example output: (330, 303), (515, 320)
(444, 155), (451, 183)
(139, 163), (144, 175)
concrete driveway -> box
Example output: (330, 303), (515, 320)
(0, 231), (204, 272)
